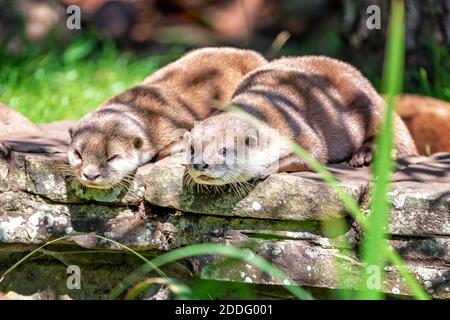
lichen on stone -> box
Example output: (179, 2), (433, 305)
(73, 182), (122, 202)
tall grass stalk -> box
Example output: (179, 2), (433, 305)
(125, 277), (193, 300)
(0, 233), (312, 300)
(357, 0), (427, 300)
(226, 105), (428, 299)
(0, 233), (167, 284)
(357, 0), (403, 300)
(109, 244), (314, 300)
(1, 5), (431, 298)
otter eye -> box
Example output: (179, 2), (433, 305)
(245, 136), (256, 146)
(107, 154), (120, 162)
(74, 149), (82, 159)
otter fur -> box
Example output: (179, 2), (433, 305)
(188, 56), (417, 185)
(68, 47), (267, 188)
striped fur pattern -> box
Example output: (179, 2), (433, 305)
(188, 56), (418, 185)
(67, 47), (267, 189)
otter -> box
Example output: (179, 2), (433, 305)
(187, 56), (418, 185)
(395, 94), (450, 155)
(68, 47), (267, 189)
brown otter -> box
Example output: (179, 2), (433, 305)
(395, 94), (450, 155)
(187, 56), (418, 185)
(68, 47), (267, 189)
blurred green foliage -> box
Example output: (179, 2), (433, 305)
(0, 36), (185, 123)
(414, 42), (450, 101)
(0, 1), (441, 300)
(1, 32), (448, 125)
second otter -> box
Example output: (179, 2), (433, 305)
(68, 48), (267, 189)
(188, 56), (418, 185)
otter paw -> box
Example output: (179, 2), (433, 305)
(347, 148), (372, 167)
(0, 142), (11, 158)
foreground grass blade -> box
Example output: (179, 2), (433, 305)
(358, 0), (429, 300)
(0, 233), (167, 284)
(225, 69), (429, 300)
(266, 31), (291, 58)
(286, 140), (426, 300)
(291, 127), (429, 299)
(125, 277), (193, 300)
(358, 0), (404, 300)
(110, 244), (314, 300)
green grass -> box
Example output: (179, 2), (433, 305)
(415, 41), (450, 101)
(229, 0), (428, 300)
(110, 243), (313, 300)
(359, 0), (404, 300)
(289, 0), (429, 299)
(0, 37), (184, 123)
(0, 0), (436, 300)
(1, 32), (447, 125)
(0, 234), (313, 300)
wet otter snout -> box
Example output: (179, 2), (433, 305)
(82, 164), (102, 182)
(78, 165), (109, 189)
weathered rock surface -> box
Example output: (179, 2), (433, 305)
(0, 106), (449, 299)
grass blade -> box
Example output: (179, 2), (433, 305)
(357, 0), (405, 300)
(109, 243), (314, 300)
(0, 233), (167, 285)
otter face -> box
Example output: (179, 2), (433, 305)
(187, 116), (284, 185)
(188, 136), (253, 185)
(67, 128), (144, 189)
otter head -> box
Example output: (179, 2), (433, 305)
(67, 113), (151, 189)
(187, 114), (287, 185)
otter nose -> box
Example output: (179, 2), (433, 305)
(83, 173), (100, 181)
(193, 163), (209, 171)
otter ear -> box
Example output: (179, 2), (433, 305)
(133, 137), (143, 149)
(245, 135), (257, 146)
(277, 154), (310, 173)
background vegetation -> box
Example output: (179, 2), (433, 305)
(0, 0), (448, 300)
(0, 0), (449, 123)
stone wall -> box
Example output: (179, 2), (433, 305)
(0, 106), (449, 299)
